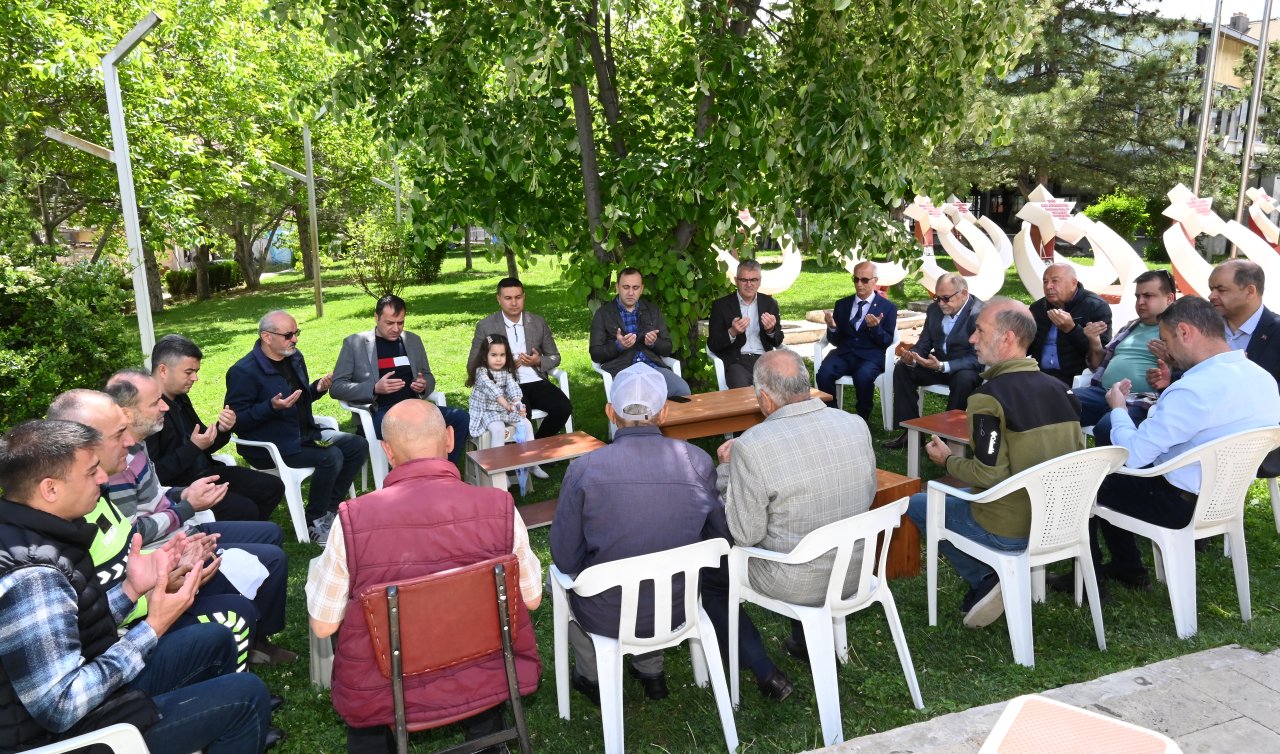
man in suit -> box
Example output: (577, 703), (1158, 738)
(718, 349), (878, 661)
(330, 295), (470, 463)
(707, 259), (785, 388)
(1029, 263), (1112, 386)
(469, 277), (573, 440)
(1209, 259), (1280, 380)
(883, 272), (983, 449)
(816, 261), (898, 420)
(588, 267), (691, 397)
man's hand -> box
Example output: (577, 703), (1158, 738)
(410, 371), (428, 394)
(189, 422), (219, 450)
(1146, 358), (1172, 391)
(271, 390), (302, 411)
(760, 312), (778, 331)
(1082, 321), (1107, 342)
(916, 354), (943, 372)
(615, 328), (637, 349)
(643, 329), (659, 346)
(1147, 339), (1169, 362)
(1106, 378), (1132, 410)
(716, 438), (736, 464)
(824, 310), (836, 329)
(374, 370), (405, 395)
(730, 316), (749, 335)
(123, 534), (164, 602)
(1046, 309), (1076, 332)
(215, 405), (236, 432)
(900, 350), (918, 367)
(863, 312), (882, 328)
(519, 349), (542, 368)
(315, 372), (334, 392)
(182, 475), (229, 512)
(145, 552), (202, 638)
(925, 436), (952, 466)
(166, 533), (219, 592)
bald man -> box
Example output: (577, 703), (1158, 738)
(306, 400), (541, 753)
(1029, 263), (1112, 385)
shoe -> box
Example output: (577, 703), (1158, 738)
(571, 671), (600, 707)
(264, 726), (286, 750)
(530, 465), (549, 480)
(269, 694), (285, 713)
(1047, 570), (1110, 605)
(962, 575), (1004, 628)
(757, 668), (794, 702)
(628, 666), (669, 700)
(1101, 563), (1152, 591)
(251, 639), (298, 666)
(309, 511), (336, 545)
(881, 431), (909, 450)
(783, 636), (810, 664)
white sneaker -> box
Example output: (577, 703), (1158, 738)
(531, 465), (549, 480)
(309, 512), (336, 546)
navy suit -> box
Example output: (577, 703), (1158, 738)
(891, 295), (984, 427)
(817, 292), (898, 419)
(1247, 306), (1280, 477)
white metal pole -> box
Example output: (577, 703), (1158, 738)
(1194, 0), (1225, 195)
(393, 160), (402, 224)
(302, 122), (324, 317)
(1235, 2), (1274, 240)
(102, 12), (162, 364)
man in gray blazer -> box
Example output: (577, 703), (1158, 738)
(330, 295), (470, 463)
(718, 349), (877, 661)
(883, 272), (983, 449)
(468, 277), (573, 439)
(588, 267), (691, 397)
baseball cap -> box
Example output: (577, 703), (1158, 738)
(609, 363), (668, 420)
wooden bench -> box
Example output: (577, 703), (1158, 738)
(466, 431), (605, 491)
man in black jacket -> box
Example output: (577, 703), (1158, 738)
(588, 267), (691, 396)
(1029, 263), (1112, 385)
(147, 334), (283, 522)
(707, 259), (785, 388)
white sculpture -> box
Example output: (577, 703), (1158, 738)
(713, 209), (803, 295)
(1013, 186), (1118, 296)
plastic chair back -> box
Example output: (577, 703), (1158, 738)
(24, 724), (151, 753)
(1025, 446), (1130, 556)
(773, 503), (903, 612)
(1192, 427), (1280, 529)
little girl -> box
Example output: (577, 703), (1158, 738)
(467, 334), (537, 455)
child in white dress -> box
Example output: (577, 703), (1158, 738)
(466, 334), (537, 456)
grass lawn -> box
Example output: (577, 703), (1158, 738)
(138, 251), (1280, 753)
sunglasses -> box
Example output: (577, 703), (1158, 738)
(735, 276), (761, 284)
(853, 276), (877, 284)
(934, 292), (962, 303)
(267, 329), (301, 340)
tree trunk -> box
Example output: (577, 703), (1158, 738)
(234, 226), (262, 290)
(194, 243), (212, 300)
(571, 79), (613, 265)
(586, 1), (627, 159)
(143, 241), (165, 313)
(464, 229), (473, 271)
(506, 246), (518, 278)
(89, 217), (117, 263)
(295, 205), (315, 280)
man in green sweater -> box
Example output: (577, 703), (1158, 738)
(906, 298), (1084, 628)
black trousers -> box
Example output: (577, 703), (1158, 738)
(521, 377), (573, 439)
(346, 705), (505, 753)
(724, 353), (763, 389)
(206, 464), (284, 522)
(890, 361), (982, 428)
(1090, 473), (1196, 577)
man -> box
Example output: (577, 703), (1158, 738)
(816, 261), (898, 420)
(1090, 296), (1280, 588)
(883, 273), (983, 449)
(552, 364), (792, 704)
(1073, 270), (1176, 444)
(100, 373), (295, 667)
(707, 259), (785, 388)
(469, 277), (574, 441)
(0, 419), (271, 753)
(588, 267), (692, 397)
(1208, 259), (1280, 381)
(226, 309), (367, 543)
(306, 400), (541, 753)
(1029, 263), (1112, 385)
(719, 349), (877, 661)
(147, 334), (284, 522)
(905, 298), (1084, 628)
(331, 295), (471, 463)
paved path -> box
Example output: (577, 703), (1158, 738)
(814, 644), (1280, 753)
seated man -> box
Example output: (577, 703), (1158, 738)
(588, 267), (692, 397)
(552, 364), (792, 704)
(1074, 270), (1176, 443)
(719, 349), (877, 661)
(707, 259), (784, 388)
(1090, 296), (1280, 589)
(147, 334), (285, 522)
(226, 309), (368, 543)
(1029, 263), (1112, 385)
(906, 298), (1084, 628)
(884, 273), (983, 449)
(331, 294), (470, 463)
(307, 400), (541, 753)
(0, 419), (271, 754)
(816, 261), (898, 420)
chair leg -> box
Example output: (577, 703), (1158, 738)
(1228, 524), (1252, 624)
(833, 616), (849, 665)
(1077, 555), (1107, 652)
(1000, 562), (1035, 668)
(690, 640), (709, 688)
(1270, 477), (1280, 535)
(553, 589), (572, 721)
(926, 512), (941, 627)
(878, 590), (924, 710)
(593, 639), (626, 754)
(694, 612), (740, 754)
(727, 582), (741, 706)
(1161, 534), (1199, 639)
(1031, 566), (1046, 604)
(799, 612), (844, 746)
(281, 473), (310, 544)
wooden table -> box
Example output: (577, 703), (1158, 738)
(657, 387), (832, 440)
(874, 469), (922, 579)
(467, 431), (605, 490)
(900, 409), (970, 478)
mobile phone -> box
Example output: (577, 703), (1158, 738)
(669, 395), (691, 403)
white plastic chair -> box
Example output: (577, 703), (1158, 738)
(550, 539), (737, 754)
(591, 357), (682, 439)
(339, 391), (447, 491)
(1093, 427), (1280, 639)
(1071, 369), (1096, 438)
(728, 500), (923, 746)
(980, 694), (1182, 754)
(26, 724), (151, 753)
(231, 414), (349, 543)
(927, 446), (1130, 667)
(706, 343), (729, 391)
(812, 329), (900, 431)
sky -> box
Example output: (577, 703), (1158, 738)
(1134, 0), (1270, 24)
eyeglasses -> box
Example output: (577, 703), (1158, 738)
(853, 277), (877, 284)
(735, 277), (761, 284)
(934, 292), (962, 303)
(267, 329), (301, 340)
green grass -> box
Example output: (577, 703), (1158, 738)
(140, 252), (1277, 754)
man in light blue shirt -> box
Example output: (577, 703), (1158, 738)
(1090, 296), (1280, 588)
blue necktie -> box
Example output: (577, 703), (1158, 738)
(852, 300), (867, 331)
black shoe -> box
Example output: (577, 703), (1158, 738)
(756, 668), (794, 702)
(1102, 563), (1152, 591)
(264, 726), (286, 751)
(571, 671), (601, 707)
(1047, 570), (1110, 605)
(962, 575), (1004, 628)
(783, 636), (810, 664)
(628, 666), (669, 700)
(881, 431), (909, 450)
(269, 694), (285, 713)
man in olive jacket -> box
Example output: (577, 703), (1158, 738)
(906, 298), (1084, 628)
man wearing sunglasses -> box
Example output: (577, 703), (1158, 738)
(883, 273), (982, 450)
(707, 259), (785, 388)
(226, 310), (368, 545)
(817, 261), (898, 420)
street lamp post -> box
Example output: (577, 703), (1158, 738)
(1193, 0), (1224, 196)
(1235, 2), (1274, 241)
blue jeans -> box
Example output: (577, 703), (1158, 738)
(1075, 385), (1148, 446)
(129, 623), (270, 754)
(374, 403), (471, 464)
(280, 432), (368, 521)
(906, 491), (1027, 589)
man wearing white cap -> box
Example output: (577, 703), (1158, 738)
(551, 364), (793, 705)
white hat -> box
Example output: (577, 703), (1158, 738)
(610, 363), (668, 420)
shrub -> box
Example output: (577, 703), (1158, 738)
(406, 225), (449, 284)
(164, 260), (244, 299)
(1082, 191), (1168, 262)
(347, 210), (409, 299)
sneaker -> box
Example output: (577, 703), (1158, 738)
(962, 575), (1004, 628)
(309, 512), (335, 545)
(530, 465), (550, 480)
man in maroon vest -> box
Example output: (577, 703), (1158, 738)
(305, 399), (542, 753)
